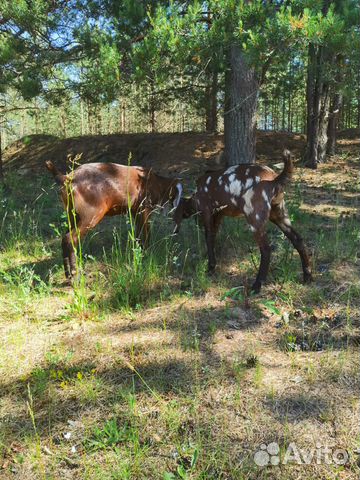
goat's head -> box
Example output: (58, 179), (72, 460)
(161, 181), (183, 216)
(170, 182), (183, 209)
(173, 196), (197, 234)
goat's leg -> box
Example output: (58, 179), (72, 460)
(135, 207), (152, 248)
(62, 209), (105, 280)
(62, 226), (87, 280)
(62, 232), (73, 279)
(204, 213), (216, 273)
(252, 230), (271, 293)
(271, 219), (312, 283)
(62, 209), (78, 279)
(213, 213), (223, 235)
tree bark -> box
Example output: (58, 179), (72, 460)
(224, 44), (259, 165)
(304, 44), (319, 168)
(205, 70), (218, 133)
(304, 0), (334, 168)
(282, 87), (286, 131)
(317, 83), (330, 162)
(121, 100), (126, 132)
(326, 90), (342, 156)
(149, 102), (156, 133)
(80, 100), (84, 135)
(264, 96), (268, 131)
(304, 44), (332, 168)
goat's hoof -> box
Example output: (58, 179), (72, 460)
(251, 282), (262, 294)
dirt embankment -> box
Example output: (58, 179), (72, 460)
(3, 129), (358, 181)
(3, 131), (308, 178)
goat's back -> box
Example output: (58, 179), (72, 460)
(193, 163), (286, 219)
(196, 164), (277, 190)
(60, 163), (147, 212)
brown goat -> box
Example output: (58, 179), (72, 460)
(173, 151), (312, 293)
(46, 161), (182, 280)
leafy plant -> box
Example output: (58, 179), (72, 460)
(86, 419), (135, 451)
(221, 286), (245, 302)
(260, 299), (281, 316)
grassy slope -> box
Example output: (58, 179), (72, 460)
(0, 134), (359, 480)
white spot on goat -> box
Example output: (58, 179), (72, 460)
(229, 179), (242, 197)
(225, 184), (230, 193)
(218, 177), (223, 186)
(249, 225), (256, 232)
(245, 168), (250, 176)
(224, 166), (237, 175)
(206, 177), (211, 185)
(243, 187), (255, 215)
(231, 197), (237, 206)
(228, 173), (235, 182)
(262, 189), (271, 209)
(216, 205), (228, 212)
(204, 186), (208, 193)
(255, 176), (260, 183)
(244, 178), (253, 189)
(255, 214), (260, 220)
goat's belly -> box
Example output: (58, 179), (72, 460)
(106, 205), (128, 216)
(225, 208), (243, 218)
(215, 206), (243, 217)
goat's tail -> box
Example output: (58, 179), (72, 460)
(45, 161), (66, 185)
(273, 149), (293, 187)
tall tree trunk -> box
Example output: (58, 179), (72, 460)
(274, 97), (279, 130)
(304, 44), (332, 168)
(80, 100), (85, 135)
(149, 83), (156, 133)
(95, 106), (101, 135)
(304, 44), (319, 168)
(149, 102), (156, 133)
(264, 97), (268, 131)
(121, 100), (126, 133)
(205, 70), (218, 133)
(282, 87), (286, 131)
(326, 90), (342, 156)
(288, 89), (292, 132)
(224, 44), (259, 165)
(317, 84), (331, 162)
(304, 0), (333, 168)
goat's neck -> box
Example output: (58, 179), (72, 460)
(146, 173), (173, 207)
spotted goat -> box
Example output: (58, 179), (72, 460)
(46, 161), (182, 280)
(173, 150), (312, 293)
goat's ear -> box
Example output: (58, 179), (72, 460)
(173, 182), (183, 209)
